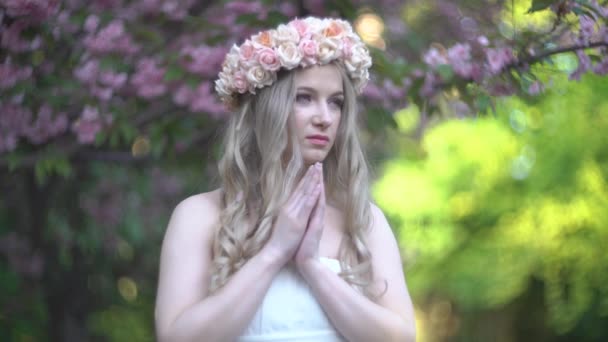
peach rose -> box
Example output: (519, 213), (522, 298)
(323, 21), (344, 38)
(252, 30), (273, 48)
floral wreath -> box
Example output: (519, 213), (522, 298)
(214, 17), (373, 108)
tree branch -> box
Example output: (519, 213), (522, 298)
(509, 40), (608, 69)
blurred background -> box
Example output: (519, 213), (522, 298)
(1, 0), (607, 341)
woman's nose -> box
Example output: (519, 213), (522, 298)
(313, 102), (333, 126)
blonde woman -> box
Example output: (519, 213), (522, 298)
(155, 17), (416, 342)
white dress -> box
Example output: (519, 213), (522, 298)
(238, 257), (346, 342)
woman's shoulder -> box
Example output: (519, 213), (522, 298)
(175, 188), (222, 215)
(165, 189), (223, 241)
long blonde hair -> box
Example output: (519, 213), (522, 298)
(210, 62), (374, 296)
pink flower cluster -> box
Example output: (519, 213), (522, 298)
(130, 58), (167, 99)
(423, 40), (515, 81)
(83, 19), (139, 55)
(0, 0), (59, 21)
(71, 106), (113, 144)
(0, 103), (68, 153)
(138, 0), (196, 20)
(0, 58), (32, 89)
(179, 44), (228, 77)
(1, 19), (42, 53)
(362, 78), (410, 109)
(173, 82), (225, 118)
(420, 38), (519, 97)
(215, 17), (372, 108)
(74, 59), (128, 101)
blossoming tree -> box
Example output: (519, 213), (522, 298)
(1, 0), (607, 340)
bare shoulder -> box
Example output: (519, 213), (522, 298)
(163, 188), (222, 248)
(368, 202), (393, 238)
(155, 189), (223, 336)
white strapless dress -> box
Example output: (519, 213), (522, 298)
(238, 257), (346, 342)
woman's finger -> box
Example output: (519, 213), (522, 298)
(288, 163), (319, 208)
(295, 165), (321, 218)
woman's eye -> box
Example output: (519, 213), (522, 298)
(296, 94), (311, 103)
(330, 98), (344, 109)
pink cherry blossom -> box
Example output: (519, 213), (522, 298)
(84, 14), (100, 33)
(447, 43), (473, 78)
(570, 49), (592, 80)
(579, 15), (596, 44)
(423, 47), (448, 67)
(486, 47), (515, 74)
(71, 106), (106, 144)
(189, 82), (226, 118)
(23, 105), (68, 145)
(173, 84), (194, 106)
(592, 55), (608, 75)
(362, 82), (384, 101)
(74, 59), (100, 85)
(0, 103), (32, 153)
(0, 57), (32, 89)
(1, 19), (34, 53)
(84, 20), (139, 55)
(527, 81), (544, 95)
(99, 71), (127, 89)
(1, 0), (59, 21)
(180, 44), (228, 77)
(130, 58), (167, 99)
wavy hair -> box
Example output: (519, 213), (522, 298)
(210, 62), (375, 296)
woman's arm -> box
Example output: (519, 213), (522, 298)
(155, 191), (282, 342)
(155, 165), (322, 342)
(297, 203), (416, 342)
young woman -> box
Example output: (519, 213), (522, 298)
(155, 17), (416, 341)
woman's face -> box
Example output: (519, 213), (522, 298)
(289, 64), (344, 166)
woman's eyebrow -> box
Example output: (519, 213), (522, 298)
(296, 86), (344, 97)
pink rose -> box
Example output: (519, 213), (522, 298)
(289, 19), (309, 38)
(232, 71), (249, 93)
(342, 37), (354, 58)
(239, 42), (255, 63)
(298, 39), (318, 66)
(257, 47), (281, 71)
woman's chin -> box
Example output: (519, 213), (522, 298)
(303, 152), (327, 165)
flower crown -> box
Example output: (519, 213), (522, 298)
(215, 17), (372, 108)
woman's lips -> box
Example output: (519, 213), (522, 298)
(306, 135), (329, 146)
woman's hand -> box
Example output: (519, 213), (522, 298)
(295, 163), (325, 268)
(262, 163), (322, 265)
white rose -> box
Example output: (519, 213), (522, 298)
(215, 78), (230, 97)
(317, 37), (341, 64)
(246, 65), (275, 87)
(273, 24), (300, 43)
(347, 44), (370, 67)
(223, 50), (240, 70)
(276, 42), (302, 69)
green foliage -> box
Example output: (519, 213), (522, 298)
(88, 302), (154, 342)
(374, 71), (608, 335)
